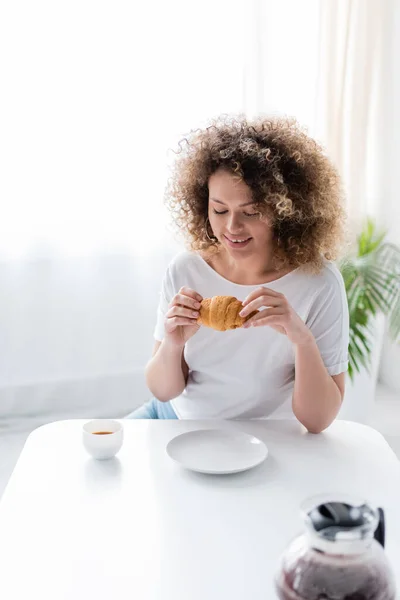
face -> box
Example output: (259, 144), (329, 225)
(207, 169), (273, 258)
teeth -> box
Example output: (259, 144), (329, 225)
(231, 239), (248, 243)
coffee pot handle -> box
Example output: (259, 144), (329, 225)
(374, 508), (385, 547)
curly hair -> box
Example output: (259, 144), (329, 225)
(165, 114), (346, 272)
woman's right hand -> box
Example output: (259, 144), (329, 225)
(164, 287), (203, 347)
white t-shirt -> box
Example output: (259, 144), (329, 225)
(154, 252), (349, 420)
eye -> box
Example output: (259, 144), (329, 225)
(244, 212), (260, 218)
(213, 209), (228, 215)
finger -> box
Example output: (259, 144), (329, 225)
(167, 306), (199, 319)
(166, 316), (199, 330)
(178, 287), (203, 302)
(242, 287), (283, 306)
(243, 308), (284, 327)
(239, 295), (281, 317)
(170, 294), (201, 311)
(251, 316), (282, 328)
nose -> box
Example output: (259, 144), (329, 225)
(227, 212), (243, 233)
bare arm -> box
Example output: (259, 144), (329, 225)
(145, 340), (189, 402)
(240, 285), (347, 434)
(292, 337), (345, 433)
(145, 286), (201, 402)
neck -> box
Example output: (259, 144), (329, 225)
(215, 247), (277, 285)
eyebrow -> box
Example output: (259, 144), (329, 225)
(209, 197), (255, 207)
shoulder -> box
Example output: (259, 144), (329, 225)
(313, 261), (345, 292)
(166, 251), (203, 276)
(163, 251), (208, 289)
(160, 251), (214, 298)
(291, 261), (345, 295)
(285, 262), (347, 320)
(305, 261), (348, 318)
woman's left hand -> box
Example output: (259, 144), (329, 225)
(239, 287), (313, 346)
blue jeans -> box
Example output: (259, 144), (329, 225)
(125, 397), (178, 419)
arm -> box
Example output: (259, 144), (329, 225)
(240, 276), (349, 434)
(145, 340), (189, 402)
(145, 285), (202, 402)
(292, 336), (345, 433)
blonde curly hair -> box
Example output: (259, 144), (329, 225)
(165, 114), (346, 272)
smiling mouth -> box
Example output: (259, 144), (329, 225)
(223, 235), (252, 247)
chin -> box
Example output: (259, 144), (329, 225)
(226, 246), (255, 259)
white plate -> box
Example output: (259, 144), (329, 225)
(166, 429), (268, 474)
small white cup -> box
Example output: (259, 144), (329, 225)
(83, 419), (124, 460)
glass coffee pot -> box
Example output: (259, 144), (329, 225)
(275, 495), (396, 600)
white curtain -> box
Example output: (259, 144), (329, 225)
(0, 0), (247, 417)
(312, 0), (400, 391)
(243, 0), (321, 131)
(244, 0), (396, 232)
(313, 0), (393, 230)
(0, 0), (247, 260)
(0, 0), (398, 420)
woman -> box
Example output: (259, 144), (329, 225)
(127, 115), (349, 433)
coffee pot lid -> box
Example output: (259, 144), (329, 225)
(302, 495), (385, 546)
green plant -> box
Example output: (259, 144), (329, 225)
(340, 219), (400, 381)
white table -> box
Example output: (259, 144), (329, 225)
(0, 419), (399, 599)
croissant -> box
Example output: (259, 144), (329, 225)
(197, 295), (257, 331)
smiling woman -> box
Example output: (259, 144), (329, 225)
(167, 115), (344, 274)
(207, 169), (278, 275)
(126, 115), (349, 433)
(209, 192), (259, 251)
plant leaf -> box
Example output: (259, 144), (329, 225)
(339, 218), (400, 376)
